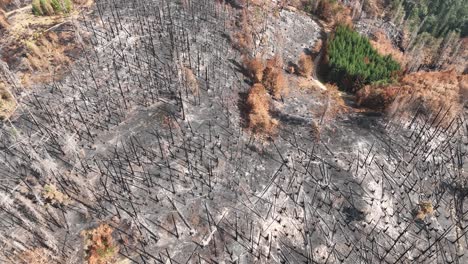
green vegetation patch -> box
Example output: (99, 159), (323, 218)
(390, 0), (467, 38)
(326, 25), (401, 92)
(33, 0), (73, 16)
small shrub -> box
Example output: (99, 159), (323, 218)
(356, 85), (398, 110)
(0, 82), (16, 120)
(48, 31), (60, 43)
(298, 53), (313, 78)
(42, 184), (70, 205)
(415, 201), (434, 220)
(82, 224), (119, 264)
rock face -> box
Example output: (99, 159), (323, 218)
(355, 18), (404, 50)
(0, 1), (466, 264)
(259, 9), (322, 66)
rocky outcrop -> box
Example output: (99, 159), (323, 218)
(260, 9), (322, 68)
(355, 18), (404, 50)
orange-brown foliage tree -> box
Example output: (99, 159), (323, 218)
(262, 55), (288, 99)
(243, 56), (265, 83)
(370, 30), (407, 67)
(358, 70), (466, 125)
(356, 85), (399, 110)
(247, 83), (278, 134)
(263, 68), (288, 100)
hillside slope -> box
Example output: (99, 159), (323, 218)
(0, 1), (466, 263)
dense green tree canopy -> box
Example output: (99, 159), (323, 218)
(392, 0), (468, 38)
(327, 25), (401, 92)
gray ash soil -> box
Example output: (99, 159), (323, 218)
(0, 1), (467, 263)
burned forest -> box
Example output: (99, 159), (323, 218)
(0, 0), (467, 263)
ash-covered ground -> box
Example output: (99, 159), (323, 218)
(0, 1), (467, 263)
